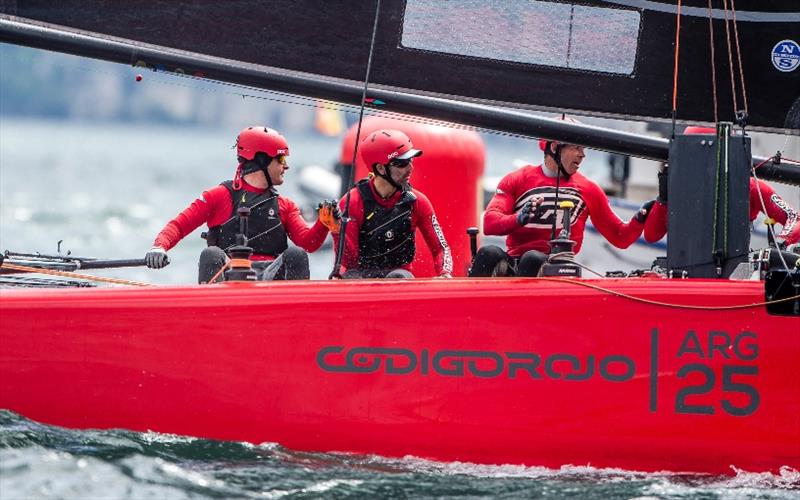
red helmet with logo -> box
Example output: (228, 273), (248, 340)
(683, 126), (716, 135)
(539, 115), (583, 152)
(360, 129), (422, 167)
(235, 126), (290, 160)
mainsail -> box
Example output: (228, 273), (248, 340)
(1, 0), (798, 131)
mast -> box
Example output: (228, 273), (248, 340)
(1, 15), (797, 185)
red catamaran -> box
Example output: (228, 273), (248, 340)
(0, 0), (798, 475)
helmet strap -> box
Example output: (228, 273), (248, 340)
(232, 164), (244, 190)
(240, 154), (273, 189)
(374, 164), (403, 193)
(545, 142), (571, 181)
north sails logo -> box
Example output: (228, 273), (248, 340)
(771, 39), (800, 72)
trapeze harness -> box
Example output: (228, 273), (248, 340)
(357, 179), (417, 270)
(205, 180), (288, 257)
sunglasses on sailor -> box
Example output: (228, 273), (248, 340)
(387, 158), (413, 169)
(275, 155), (288, 166)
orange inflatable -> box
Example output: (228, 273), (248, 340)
(339, 116), (485, 276)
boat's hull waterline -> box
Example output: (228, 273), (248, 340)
(1, 278), (797, 474)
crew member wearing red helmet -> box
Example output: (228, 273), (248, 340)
(334, 129), (452, 278)
(145, 126), (340, 282)
(471, 115), (653, 277)
(644, 126), (800, 250)
(644, 126), (799, 267)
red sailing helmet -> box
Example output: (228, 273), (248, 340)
(539, 115), (583, 152)
(683, 126), (716, 135)
(360, 129), (422, 167)
(235, 126), (290, 160)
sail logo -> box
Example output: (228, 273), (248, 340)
(771, 39), (799, 72)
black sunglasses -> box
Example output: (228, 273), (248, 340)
(387, 158), (413, 169)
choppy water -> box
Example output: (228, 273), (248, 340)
(1, 411), (797, 500)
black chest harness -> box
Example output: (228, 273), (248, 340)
(205, 181), (288, 257)
(357, 179), (416, 270)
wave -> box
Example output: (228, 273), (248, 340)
(1, 411), (797, 499)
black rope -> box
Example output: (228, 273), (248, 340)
(329, 0), (382, 279)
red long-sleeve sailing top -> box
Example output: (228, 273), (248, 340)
(484, 165), (644, 257)
(152, 180), (328, 261)
(644, 178), (800, 244)
(334, 179), (453, 276)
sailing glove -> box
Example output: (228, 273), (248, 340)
(145, 246), (170, 269)
(516, 197), (544, 226)
(634, 200), (656, 224)
(317, 200), (342, 234)
(516, 200), (533, 226)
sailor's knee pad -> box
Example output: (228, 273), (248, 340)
(469, 245), (509, 277)
(517, 250), (547, 277)
(385, 268), (414, 279)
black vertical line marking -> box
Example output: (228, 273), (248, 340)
(650, 328), (659, 412)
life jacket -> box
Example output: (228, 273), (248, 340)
(205, 181), (288, 257)
(357, 178), (416, 269)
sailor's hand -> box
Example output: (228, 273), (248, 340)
(317, 200), (341, 234)
(634, 200), (656, 224)
(516, 197), (543, 226)
(435, 273), (452, 279)
(145, 246), (170, 269)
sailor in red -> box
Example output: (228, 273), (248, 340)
(645, 127), (800, 251)
(471, 116), (653, 277)
(645, 178), (800, 246)
(334, 129), (452, 279)
(145, 126), (339, 282)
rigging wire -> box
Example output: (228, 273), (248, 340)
(730, 0), (749, 117)
(670, 0), (682, 139)
(751, 153), (793, 273)
(329, 0), (382, 279)
(707, 0), (718, 124)
(533, 276), (799, 311)
(722, 0), (740, 118)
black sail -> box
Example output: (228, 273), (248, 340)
(1, 0), (798, 130)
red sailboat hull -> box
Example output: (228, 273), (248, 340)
(1, 278), (798, 474)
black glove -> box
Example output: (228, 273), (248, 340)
(657, 168), (668, 204)
(516, 200), (533, 226)
(145, 247), (170, 269)
(634, 200), (656, 224)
